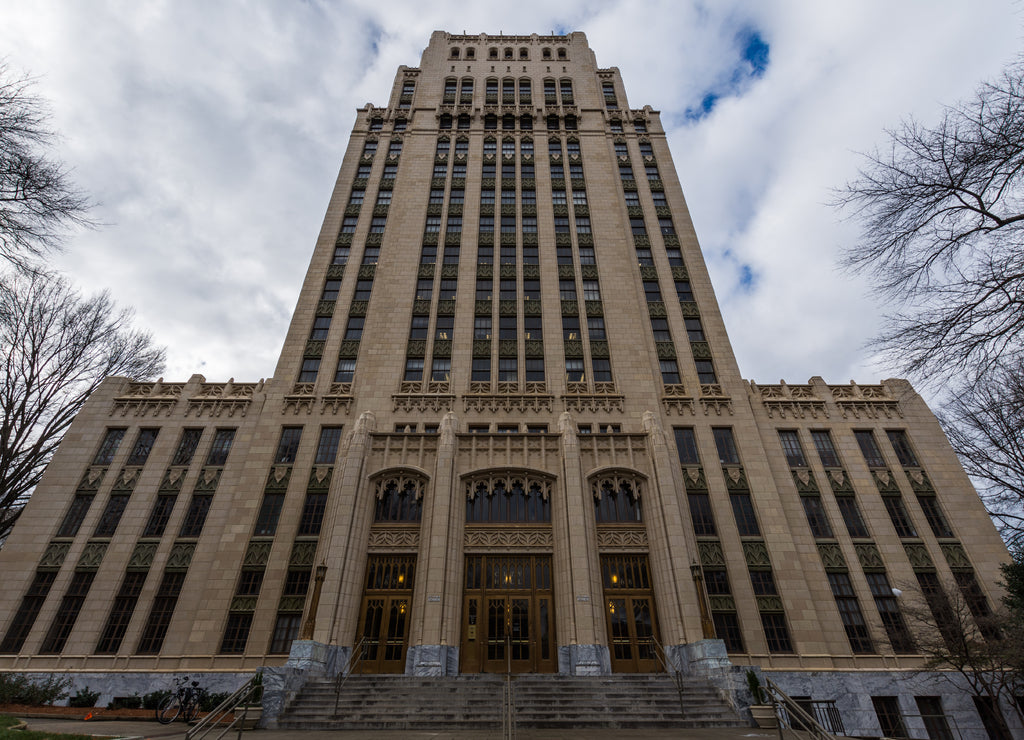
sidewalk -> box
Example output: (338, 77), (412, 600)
(18, 717), (774, 740)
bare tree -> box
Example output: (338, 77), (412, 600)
(0, 269), (165, 541)
(902, 576), (1024, 732)
(838, 59), (1024, 385)
(0, 61), (92, 270)
(939, 363), (1024, 547)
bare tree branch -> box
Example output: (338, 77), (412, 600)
(0, 60), (93, 271)
(0, 269), (165, 541)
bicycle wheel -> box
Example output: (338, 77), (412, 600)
(157, 693), (182, 724)
(183, 697), (200, 722)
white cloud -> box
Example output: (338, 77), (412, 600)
(0, 0), (1020, 394)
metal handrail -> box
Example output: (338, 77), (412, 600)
(333, 636), (368, 716)
(185, 674), (262, 740)
(762, 677), (839, 740)
(502, 633), (516, 740)
(651, 634), (686, 717)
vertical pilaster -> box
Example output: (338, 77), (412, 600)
(553, 411), (610, 674)
(407, 411), (461, 675)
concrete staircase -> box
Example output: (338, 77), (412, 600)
(276, 673), (748, 731)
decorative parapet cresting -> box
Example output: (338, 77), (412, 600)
(748, 380), (828, 419)
(186, 379), (262, 418)
(111, 379), (184, 417)
(829, 382), (903, 419)
(661, 383), (695, 416)
(699, 384), (732, 416)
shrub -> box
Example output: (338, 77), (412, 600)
(201, 691), (232, 712)
(68, 687), (101, 708)
(0, 673), (71, 705)
(142, 690), (171, 710)
(107, 694), (142, 710)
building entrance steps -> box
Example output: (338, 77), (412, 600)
(276, 673), (748, 731)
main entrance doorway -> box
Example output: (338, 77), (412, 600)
(461, 555), (556, 673)
(600, 554), (660, 672)
(356, 555), (414, 673)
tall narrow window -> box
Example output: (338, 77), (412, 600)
(778, 431), (807, 467)
(713, 428), (740, 465)
(40, 571), (96, 653)
(206, 429), (236, 466)
(0, 571), (57, 653)
(828, 573), (873, 653)
(315, 427), (343, 465)
(94, 429), (126, 465)
(275, 427), (303, 464)
(811, 430), (841, 467)
(674, 428), (700, 465)
(855, 430), (886, 468)
(127, 429), (159, 465)
(136, 571), (186, 654)
(886, 430), (920, 467)
(730, 493), (760, 536)
(95, 571), (148, 653)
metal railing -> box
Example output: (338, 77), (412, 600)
(185, 674), (262, 740)
(332, 636), (368, 716)
(651, 634), (687, 717)
(502, 634), (516, 740)
(762, 677), (841, 740)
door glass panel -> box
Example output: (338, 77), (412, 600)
(608, 598), (631, 659)
(362, 598), (384, 659)
(385, 599), (408, 660)
(539, 598), (550, 659)
(487, 599), (506, 660)
(510, 598), (530, 660)
(633, 598), (654, 660)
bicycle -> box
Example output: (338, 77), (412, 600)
(156, 676), (208, 724)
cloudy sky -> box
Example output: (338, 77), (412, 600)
(1, 1), (1021, 391)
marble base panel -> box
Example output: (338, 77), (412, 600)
(406, 644), (459, 676)
(557, 644), (611, 675)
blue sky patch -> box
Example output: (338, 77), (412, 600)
(685, 27), (770, 122)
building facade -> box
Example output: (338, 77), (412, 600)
(0, 31), (1015, 737)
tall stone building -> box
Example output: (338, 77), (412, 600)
(0, 31), (1015, 736)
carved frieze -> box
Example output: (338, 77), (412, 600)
(290, 541), (318, 567)
(792, 469), (819, 493)
(166, 543), (196, 570)
(368, 527), (421, 550)
(463, 394), (554, 413)
(393, 393), (455, 413)
(940, 542), (971, 571)
(464, 527), (553, 549)
(903, 542), (934, 571)
(39, 541), (71, 570)
(596, 527), (649, 550)
(828, 470), (855, 494)
(681, 467), (708, 492)
(816, 543), (847, 571)
(742, 541), (771, 568)
(561, 394), (624, 413)
(855, 543), (884, 571)
(128, 542), (158, 570)
(265, 466), (292, 492)
(244, 540), (272, 567)
(698, 540), (726, 567)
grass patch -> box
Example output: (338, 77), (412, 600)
(0, 717), (18, 729)
(0, 717), (113, 739)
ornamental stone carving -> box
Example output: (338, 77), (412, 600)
(872, 470), (901, 493)
(265, 466), (292, 492)
(816, 543), (847, 571)
(591, 472), (644, 502)
(368, 528), (421, 550)
(77, 467), (106, 492)
(244, 541), (272, 567)
(756, 595), (785, 613)
(855, 543), (884, 571)
(465, 471), (554, 502)
(940, 542), (971, 570)
(307, 467), (333, 492)
(77, 542), (108, 569)
(903, 543), (934, 571)
(464, 528), (553, 549)
(708, 595), (736, 611)
(128, 542), (158, 570)
(40, 541), (71, 569)
(289, 541), (318, 567)
(374, 471), (427, 502)
(699, 540), (726, 567)
(159, 468), (186, 493)
(742, 541), (772, 568)
(792, 469), (819, 493)
(194, 467), (222, 492)
(828, 470), (855, 493)
(595, 527), (649, 549)
(166, 543), (196, 570)
(682, 467), (708, 491)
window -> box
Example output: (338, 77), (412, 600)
(621, 165), (635, 181)
(404, 358), (423, 381)
(666, 247), (684, 266)
(0, 571), (57, 652)
(349, 190), (364, 206)
(335, 359), (356, 383)
(431, 358), (451, 381)
(730, 493), (760, 536)
(40, 571), (95, 653)
(522, 189), (536, 204)
(472, 358), (490, 382)
(560, 79), (573, 103)
(420, 243), (436, 263)
(444, 246), (459, 264)
(474, 316), (492, 340)
(206, 429), (236, 465)
(634, 119), (647, 132)
(522, 216), (537, 234)
(435, 316), (454, 340)
(362, 140), (377, 157)
(409, 315), (429, 340)
(95, 571), (147, 653)
(236, 569), (264, 596)
(760, 612), (793, 652)
(778, 431), (807, 467)
(387, 140), (402, 157)
(56, 494), (92, 537)
(135, 571), (186, 653)
(836, 496), (870, 538)
(810, 430), (841, 467)
(179, 495), (212, 537)
(569, 163), (583, 179)
(674, 428), (701, 465)
(375, 480), (423, 522)
(439, 279), (457, 300)
(563, 316), (580, 340)
(382, 164), (397, 179)
(485, 79), (498, 103)
(695, 360), (717, 384)
(353, 279), (373, 300)
(466, 480), (551, 523)
(713, 428), (740, 464)
(446, 216), (462, 233)
(592, 358), (612, 382)
(576, 217), (591, 234)
(636, 248), (654, 265)
(333, 245), (349, 265)
(523, 279), (540, 301)
(828, 572), (873, 653)
(498, 358), (517, 382)
(643, 280), (662, 302)
(660, 359), (681, 384)
(499, 280), (517, 301)
(94, 428), (126, 465)
(270, 614), (302, 655)
(254, 493), (285, 536)
(684, 318), (705, 341)
(582, 280), (600, 301)
(361, 245), (379, 264)
(594, 480), (641, 523)
(629, 216), (646, 234)
(432, 164), (448, 178)
(867, 573), (915, 653)
(500, 243), (516, 264)
(855, 430), (886, 467)
(499, 316), (517, 341)
(871, 697), (908, 739)
(688, 493), (716, 535)
(344, 317), (364, 340)
(646, 164), (660, 181)
(559, 279), (577, 300)
(914, 697), (954, 740)
(883, 496), (917, 537)
(315, 427), (343, 465)
(520, 139), (533, 156)
(309, 316), (332, 341)
(143, 495), (176, 537)
(887, 430), (920, 467)
(525, 359), (544, 382)
(650, 318), (671, 341)
(356, 164), (371, 178)
(801, 496), (833, 538)
(448, 188), (464, 204)
(394, 118), (407, 131)
(565, 358), (585, 382)
(551, 163), (564, 179)
(452, 162), (466, 177)
(416, 279), (433, 301)
(524, 317), (542, 340)
(750, 570), (778, 596)
(502, 114), (514, 130)
(557, 245), (574, 265)
(586, 317), (605, 340)
(369, 118), (383, 131)
(918, 495), (954, 538)
(220, 612), (253, 654)
(93, 494), (129, 537)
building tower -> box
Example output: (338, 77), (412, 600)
(0, 31), (1014, 736)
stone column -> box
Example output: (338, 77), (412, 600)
(553, 411), (610, 674)
(407, 411), (461, 675)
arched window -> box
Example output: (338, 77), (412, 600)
(557, 47), (567, 60)
(374, 476), (424, 522)
(504, 47), (513, 60)
(466, 47), (475, 59)
(542, 47), (552, 60)
(465, 475), (552, 523)
(485, 78), (499, 104)
(443, 77), (457, 104)
(460, 78), (474, 104)
(450, 47), (460, 59)
(489, 47), (499, 60)
(518, 78), (531, 104)
(593, 476), (643, 523)
(519, 47), (529, 60)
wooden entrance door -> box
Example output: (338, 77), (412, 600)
(460, 555), (555, 673)
(355, 555), (414, 673)
(601, 554), (660, 672)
